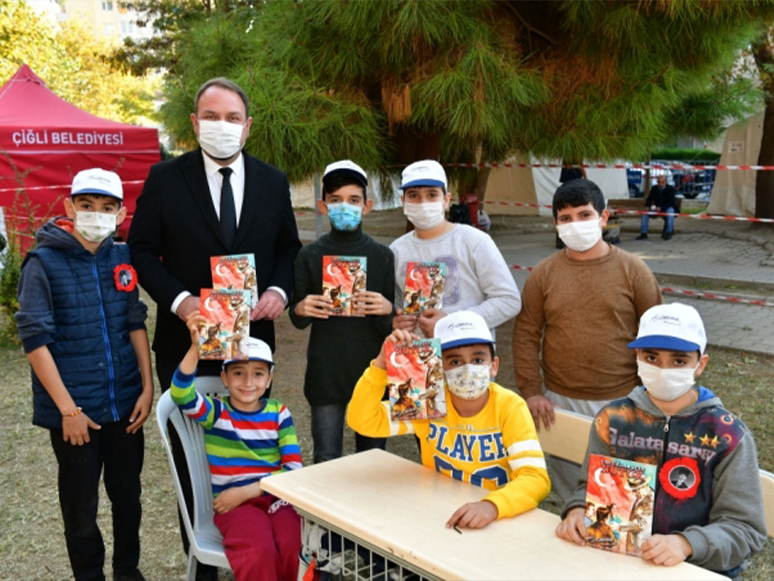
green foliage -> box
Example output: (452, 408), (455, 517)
(113, 0), (263, 75)
(650, 148), (721, 163)
(0, 0), (158, 124)
(157, 0), (774, 185)
(0, 235), (22, 344)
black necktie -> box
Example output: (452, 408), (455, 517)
(219, 167), (236, 247)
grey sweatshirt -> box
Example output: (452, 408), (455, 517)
(563, 386), (767, 576)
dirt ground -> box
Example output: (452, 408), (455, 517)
(1, 208), (772, 580)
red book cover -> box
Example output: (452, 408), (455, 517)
(322, 256), (367, 317)
(585, 454), (657, 557)
(385, 339), (446, 421)
(211, 254), (258, 308)
(403, 262), (446, 314)
(198, 289), (251, 360)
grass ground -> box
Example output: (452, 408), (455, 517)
(1, 300), (771, 580)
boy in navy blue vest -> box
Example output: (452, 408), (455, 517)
(556, 303), (766, 578)
(16, 169), (153, 581)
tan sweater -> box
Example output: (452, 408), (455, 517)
(512, 245), (662, 401)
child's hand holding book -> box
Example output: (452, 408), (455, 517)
(294, 294), (332, 319)
(352, 291), (392, 316)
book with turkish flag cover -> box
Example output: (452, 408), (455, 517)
(403, 261), (446, 314)
(322, 255), (367, 317)
(197, 289), (251, 360)
(584, 454), (656, 557)
(211, 254), (258, 308)
(385, 339), (446, 421)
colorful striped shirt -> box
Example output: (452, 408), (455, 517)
(171, 367), (303, 496)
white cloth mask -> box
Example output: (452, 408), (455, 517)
(403, 201), (445, 231)
(444, 363), (491, 400)
(637, 360), (698, 401)
(556, 219), (602, 252)
(74, 211), (117, 243)
(197, 119), (245, 160)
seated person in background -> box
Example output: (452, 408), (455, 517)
(171, 315), (303, 581)
(556, 303), (767, 578)
(637, 175), (677, 240)
(348, 310), (550, 530)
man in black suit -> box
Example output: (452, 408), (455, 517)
(127, 77), (301, 579)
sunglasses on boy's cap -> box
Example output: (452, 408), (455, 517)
(627, 303), (707, 354)
(71, 168), (124, 201)
(400, 160), (448, 190)
(323, 160), (368, 187)
(434, 311), (495, 350)
(223, 337), (274, 369)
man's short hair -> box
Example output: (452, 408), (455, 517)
(322, 173), (367, 201)
(194, 77), (250, 117)
(552, 178), (605, 219)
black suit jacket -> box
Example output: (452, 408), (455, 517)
(127, 149), (301, 363)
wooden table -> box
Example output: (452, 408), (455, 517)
(262, 449), (724, 581)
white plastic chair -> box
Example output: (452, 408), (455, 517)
(156, 376), (232, 580)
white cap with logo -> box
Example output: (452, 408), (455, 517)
(628, 303), (707, 354)
(71, 168), (124, 201)
(223, 336), (274, 368)
(323, 160), (368, 187)
(400, 160), (448, 190)
(434, 311), (494, 350)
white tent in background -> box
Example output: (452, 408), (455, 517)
(707, 113), (763, 217)
(482, 157), (629, 216)
(289, 157), (629, 215)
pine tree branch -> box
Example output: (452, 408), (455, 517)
(503, 2), (557, 47)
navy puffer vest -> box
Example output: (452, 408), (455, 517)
(29, 242), (141, 429)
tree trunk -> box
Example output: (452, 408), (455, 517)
(753, 37), (774, 219)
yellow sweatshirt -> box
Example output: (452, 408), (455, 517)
(347, 363), (551, 519)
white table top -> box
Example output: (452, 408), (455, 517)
(261, 449), (723, 581)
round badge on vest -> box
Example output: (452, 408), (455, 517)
(114, 263), (137, 292)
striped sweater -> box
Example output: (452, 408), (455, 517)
(171, 367), (303, 496)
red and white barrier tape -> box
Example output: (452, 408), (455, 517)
(445, 162), (772, 171)
(610, 208), (774, 223)
(659, 287), (774, 307)
(509, 263), (773, 307)
(0, 180), (145, 194)
(479, 199), (774, 223)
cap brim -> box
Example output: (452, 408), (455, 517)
(223, 356), (274, 367)
(71, 188), (123, 200)
(400, 179), (446, 189)
(323, 168), (368, 187)
(627, 335), (700, 352)
(441, 337), (495, 350)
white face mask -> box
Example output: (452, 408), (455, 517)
(637, 360), (698, 402)
(403, 200), (445, 231)
(74, 211), (117, 243)
(556, 219), (602, 252)
(197, 119), (245, 160)
(444, 364), (491, 400)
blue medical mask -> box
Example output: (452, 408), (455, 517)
(326, 202), (362, 231)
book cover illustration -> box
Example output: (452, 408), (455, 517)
(211, 254), (258, 308)
(385, 339), (446, 421)
(403, 262), (446, 314)
(198, 289), (252, 360)
(321, 256), (367, 317)
(584, 454), (657, 557)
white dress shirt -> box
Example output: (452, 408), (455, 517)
(170, 150), (287, 315)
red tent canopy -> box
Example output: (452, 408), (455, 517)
(0, 64), (159, 244)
